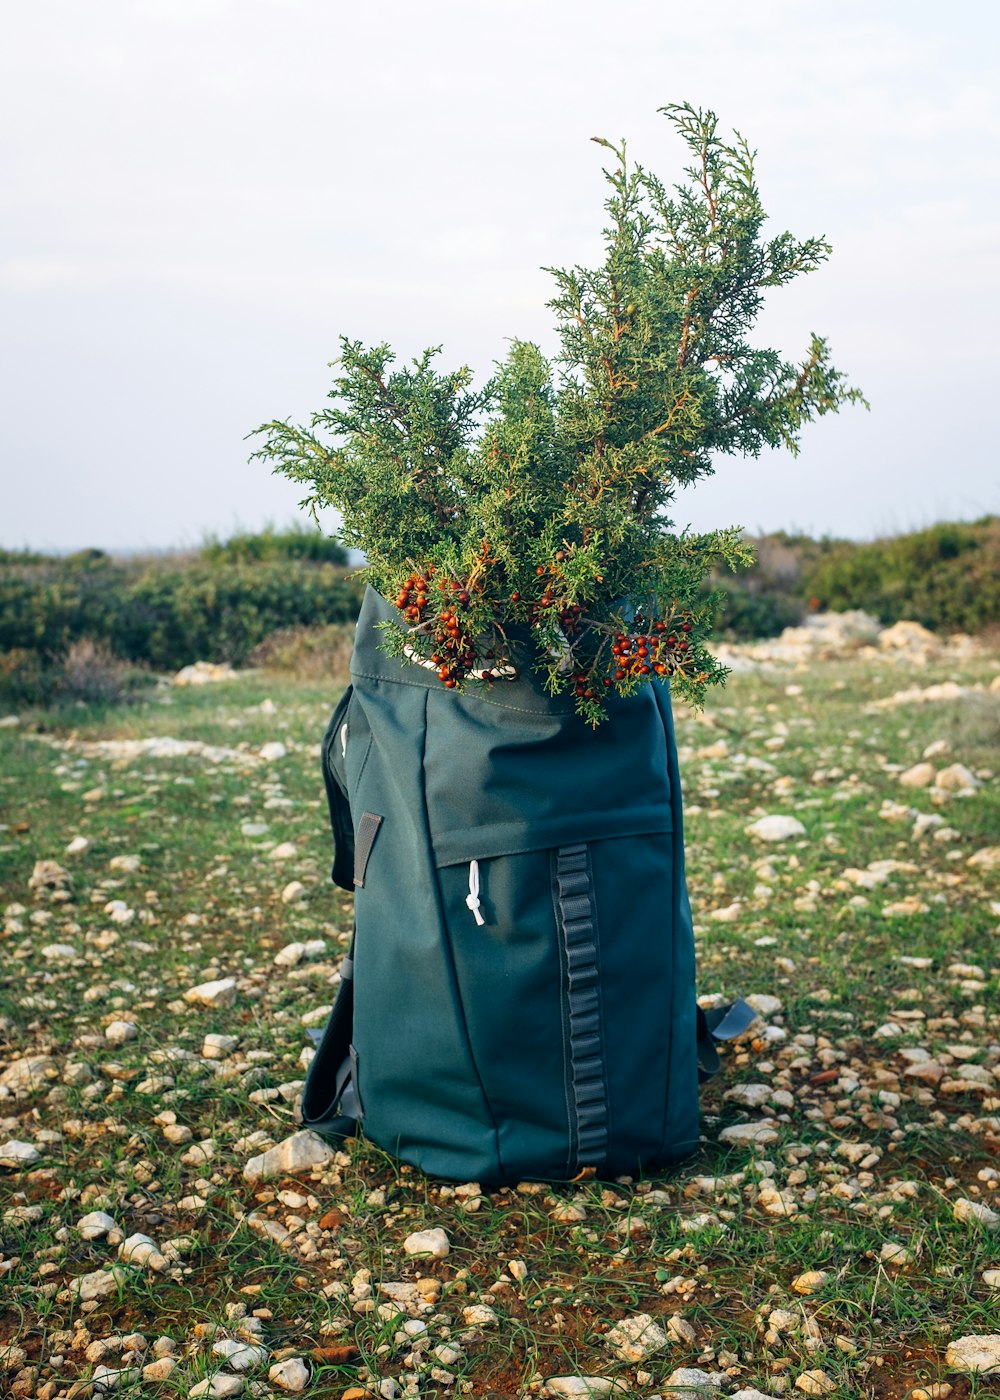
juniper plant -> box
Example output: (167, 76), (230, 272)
(253, 102), (866, 722)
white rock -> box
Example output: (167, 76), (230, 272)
(243, 1130), (337, 1183)
(184, 977), (237, 1008)
(718, 1122), (778, 1148)
(241, 821), (270, 837)
(899, 763), (936, 788)
(545, 1380), (622, 1399)
(880, 1241), (916, 1268)
(969, 847), (1000, 871)
(173, 661), (239, 685)
(274, 939), (328, 967)
(945, 1335), (1000, 1374)
(745, 993), (782, 1017)
(794, 1372), (836, 1396)
(983, 1269), (1000, 1289)
(41, 942), (78, 960)
(403, 1227), (451, 1259)
(725, 1083), (772, 1109)
(105, 1020), (139, 1044)
(65, 835), (91, 854)
(189, 1375), (244, 1398)
(732, 1391), (783, 1400)
(746, 815), (807, 842)
(259, 741), (288, 761)
(69, 1266), (126, 1300)
(77, 1210), (118, 1240)
(213, 1338), (269, 1370)
(269, 1357), (310, 1391)
(664, 1369), (724, 1396)
(667, 1315), (697, 1343)
(0, 1054), (57, 1095)
(93, 1365), (140, 1393)
(709, 902), (742, 922)
(605, 1312), (668, 1363)
(143, 1357), (178, 1381)
(181, 1138), (216, 1167)
(937, 763), (979, 791)
(791, 1270), (829, 1295)
(281, 881), (307, 904)
(463, 1303), (499, 1327)
(0, 1139), (40, 1168)
(954, 1199), (1000, 1229)
(28, 858), (72, 890)
(269, 842), (298, 861)
(109, 853), (142, 873)
(203, 1033), (240, 1059)
(119, 1232), (168, 1271)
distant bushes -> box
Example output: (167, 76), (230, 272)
(0, 530), (364, 707)
(1, 519), (996, 709)
(199, 525), (349, 566)
(710, 516), (999, 639)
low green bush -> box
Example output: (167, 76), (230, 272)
(800, 517), (1000, 634)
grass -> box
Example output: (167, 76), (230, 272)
(1, 643), (999, 1400)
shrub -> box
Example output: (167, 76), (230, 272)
(200, 525), (348, 566)
(801, 517), (1000, 634)
(59, 639), (146, 706)
(249, 624), (356, 684)
(0, 647), (54, 708)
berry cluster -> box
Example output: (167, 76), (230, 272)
(396, 568), (497, 689)
(608, 617), (693, 684)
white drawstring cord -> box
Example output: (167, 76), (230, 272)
(466, 859), (486, 926)
(340, 723), (348, 758)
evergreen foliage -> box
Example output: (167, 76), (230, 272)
(254, 105), (864, 721)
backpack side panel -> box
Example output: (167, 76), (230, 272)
(344, 678), (506, 1181)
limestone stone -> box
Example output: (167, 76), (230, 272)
(403, 1227), (451, 1259)
(605, 1313), (668, 1363)
(0, 1140), (40, 1168)
(936, 763), (979, 791)
(243, 1130), (336, 1184)
(0, 1055), (58, 1096)
(718, 1121), (779, 1148)
(269, 1358), (310, 1391)
(945, 1335), (1000, 1374)
(189, 1375), (244, 1398)
(184, 978), (237, 1008)
(899, 763), (936, 788)
(544, 1379), (620, 1399)
(77, 1211), (118, 1240)
(954, 1199), (1000, 1229)
(118, 1233), (168, 1272)
(746, 815), (807, 842)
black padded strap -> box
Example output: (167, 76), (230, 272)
(555, 843), (609, 1174)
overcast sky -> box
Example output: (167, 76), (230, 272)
(1, 0), (997, 552)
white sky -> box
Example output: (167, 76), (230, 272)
(1, 0), (997, 551)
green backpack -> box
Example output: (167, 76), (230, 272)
(301, 587), (751, 1184)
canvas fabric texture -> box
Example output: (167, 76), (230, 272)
(301, 585), (705, 1184)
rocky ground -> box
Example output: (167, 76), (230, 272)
(1, 615), (999, 1399)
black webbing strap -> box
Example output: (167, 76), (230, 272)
(696, 998), (758, 1082)
(555, 843), (609, 1174)
(353, 812), (383, 888)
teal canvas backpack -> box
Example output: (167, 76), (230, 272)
(301, 587), (751, 1184)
